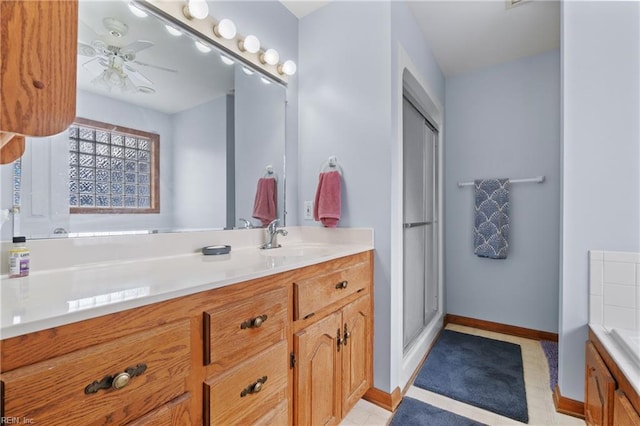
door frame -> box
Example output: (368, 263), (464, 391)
(391, 45), (445, 391)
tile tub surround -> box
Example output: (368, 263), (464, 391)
(589, 250), (639, 330)
(588, 250), (640, 396)
(0, 227), (373, 339)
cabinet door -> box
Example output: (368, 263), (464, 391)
(294, 311), (342, 426)
(585, 342), (616, 426)
(614, 390), (640, 426)
(1, 0), (77, 136)
(341, 294), (372, 416)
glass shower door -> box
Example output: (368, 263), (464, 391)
(402, 97), (438, 351)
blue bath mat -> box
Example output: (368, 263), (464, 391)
(390, 396), (487, 426)
(541, 340), (558, 391)
(414, 330), (529, 423)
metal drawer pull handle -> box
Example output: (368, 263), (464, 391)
(335, 280), (348, 290)
(343, 323), (350, 346)
(240, 376), (268, 397)
(84, 363), (147, 394)
(240, 314), (268, 329)
(337, 328), (343, 352)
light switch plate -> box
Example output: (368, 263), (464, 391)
(304, 201), (313, 220)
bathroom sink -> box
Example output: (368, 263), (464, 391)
(260, 246), (328, 258)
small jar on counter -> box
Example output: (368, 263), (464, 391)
(9, 236), (30, 278)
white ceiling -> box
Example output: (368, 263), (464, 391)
(280, 0), (560, 77)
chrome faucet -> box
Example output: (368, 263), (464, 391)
(238, 218), (253, 229)
(261, 219), (287, 249)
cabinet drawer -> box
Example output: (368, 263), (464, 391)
(294, 261), (369, 320)
(127, 393), (192, 426)
(1, 320), (191, 425)
(205, 341), (288, 425)
(204, 286), (288, 366)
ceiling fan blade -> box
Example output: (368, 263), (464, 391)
(78, 42), (97, 57)
(124, 65), (153, 86)
(82, 57), (107, 76)
(132, 60), (178, 73)
(78, 20), (104, 43)
(121, 40), (154, 53)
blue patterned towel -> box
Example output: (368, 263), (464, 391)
(474, 178), (510, 259)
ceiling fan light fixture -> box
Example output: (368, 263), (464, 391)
(214, 19), (237, 40)
(183, 0), (209, 20)
(128, 3), (148, 18)
(165, 24), (182, 36)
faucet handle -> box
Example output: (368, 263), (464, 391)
(238, 218), (253, 229)
(267, 219), (280, 231)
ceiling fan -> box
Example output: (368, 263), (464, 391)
(78, 17), (177, 94)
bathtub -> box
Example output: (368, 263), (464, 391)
(610, 328), (640, 367)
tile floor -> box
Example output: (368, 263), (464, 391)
(341, 324), (586, 426)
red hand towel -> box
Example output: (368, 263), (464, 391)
(252, 177), (277, 226)
(313, 170), (341, 228)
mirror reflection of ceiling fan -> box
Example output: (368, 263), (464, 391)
(78, 17), (177, 94)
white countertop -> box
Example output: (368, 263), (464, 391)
(0, 227), (374, 339)
(590, 324), (640, 396)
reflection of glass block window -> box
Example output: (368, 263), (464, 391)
(68, 118), (159, 213)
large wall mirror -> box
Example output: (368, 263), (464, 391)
(0, 0), (286, 240)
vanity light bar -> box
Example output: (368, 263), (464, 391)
(133, 0), (293, 85)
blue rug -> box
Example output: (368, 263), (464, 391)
(541, 340), (558, 391)
(390, 396), (487, 426)
(414, 330), (529, 423)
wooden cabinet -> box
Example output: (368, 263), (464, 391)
(0, 251), (374, 425)
(586, 331), (640, 426)
(0, 0), (77, 138)
(202, 279), (291, 425)
(586, 341), (616, 426)
(614, 391), (640, 426)
(293, 252), (374, 425)
(1, 320), (191, 425)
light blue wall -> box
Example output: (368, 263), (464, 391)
(444, 50), (561, 333)
(234, 65), (286, 226)
(391, 2), (445, 108)
(560, 1), (640, 401)
(211, 1), (299, 225)
(172, 96), (228, 230)
(298, 1), (392, 390)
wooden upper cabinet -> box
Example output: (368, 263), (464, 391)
(0, 0), (78, 137)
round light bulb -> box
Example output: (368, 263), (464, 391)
(214, 18), (236, 40)
(239, 35), (260, 53)
(242, 66), (254, 76)
(128, 3), (148, 18)
(220, 55), (234, 65)
(184, 0), (208, 20)
(260, 48), (279, 65)
(165, 24), (182, 36)
(279, 60), (297, 76)
(260, 76), (272, 85)
(194, 40), (211, 53)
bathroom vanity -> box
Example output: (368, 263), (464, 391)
(0, 228), (374, 425)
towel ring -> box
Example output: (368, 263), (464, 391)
(263, 165), (277, 180)
(320, 156), (343, 176)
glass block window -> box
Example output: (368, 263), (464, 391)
(68, 118), (159, 214)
